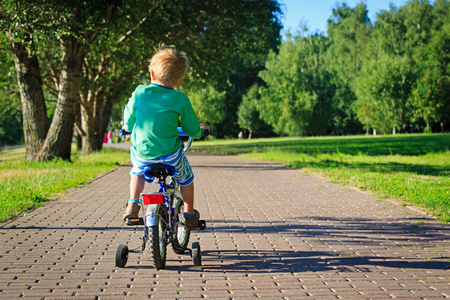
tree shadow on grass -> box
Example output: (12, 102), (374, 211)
(193, 134), (450, 156)
(289, 159), (449, 177)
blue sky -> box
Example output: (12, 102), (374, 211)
(280, 0), (409, 36)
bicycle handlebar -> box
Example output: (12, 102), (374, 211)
(120, 127), (209, 153)
(177, 127), (209, 137)
(180, 128), (209, 152)
(119, 129), (130, 136)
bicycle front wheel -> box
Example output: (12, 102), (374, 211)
(148, 205), (168, 270)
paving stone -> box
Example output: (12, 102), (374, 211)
(1, 150), (449, 299)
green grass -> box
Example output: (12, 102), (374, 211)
(192, 134), (450, 222)
(0, 147), (130, 223)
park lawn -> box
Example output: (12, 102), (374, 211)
(0, 147), (130, 223)
(192, 133), (450, 222)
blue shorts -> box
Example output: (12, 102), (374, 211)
(130, 146), (194, 186)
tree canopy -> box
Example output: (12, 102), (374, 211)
(1, 0), (449, 152)
(1, 0), (282, 158)
(240, 0), (449, 137)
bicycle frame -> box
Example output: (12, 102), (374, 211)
(136, 135), (194, 255)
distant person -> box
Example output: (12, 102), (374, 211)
(121, 45), (210, 229)
(238, 131), (243, 139)
(107, 131), (113, 143)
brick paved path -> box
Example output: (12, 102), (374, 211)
(1, 151), (449, 299)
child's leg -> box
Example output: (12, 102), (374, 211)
(130, 175), (145, 200)
(181, 182), (199, 229)
(123, 175), (145, 220)
(180, 182), (194, 214)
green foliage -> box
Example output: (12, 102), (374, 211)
(253, 0), (449, 136)
(1, 0), (283, 147)
(324, 2), (372, 134)
(2, 0), (449, 145)
(409, 72), (450, 131)
(258, 37), (312, 135)
(187, 85), (227, 131)
(238, 84), (261, 136)
(258, 34), (334, 136)
(0, 35), (22, 145)
(355, 53), (414, 133)
(237, 84), (273, 138)
(0, 99), (22, 145)
(181, 0), (282, 138)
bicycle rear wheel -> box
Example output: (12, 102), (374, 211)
(173, 201), (190, 254)
(148, 206), (168, 270)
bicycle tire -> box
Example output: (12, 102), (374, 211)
(148, 206), (167, 270)
(173, 201), (190, 254)
(192, 241), (201, 266)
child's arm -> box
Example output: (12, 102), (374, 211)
(180, 96), (204, 138)
(123, 91), (137, 133)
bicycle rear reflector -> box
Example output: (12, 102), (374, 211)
(143, 194), (164, 205)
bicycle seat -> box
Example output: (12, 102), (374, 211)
(143, 164), (175, 181)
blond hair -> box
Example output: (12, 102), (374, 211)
(149, 44), (189, 88)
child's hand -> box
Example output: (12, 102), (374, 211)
(200, 124), (210, 132)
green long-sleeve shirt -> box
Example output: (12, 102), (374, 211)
(123, 84), (203, 159)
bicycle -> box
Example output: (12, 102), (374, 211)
(115, 128), (208, 270)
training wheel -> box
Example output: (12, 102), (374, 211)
(192, 242), (201, 266)
(115, 244), (128, 268)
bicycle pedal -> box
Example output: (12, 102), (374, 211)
(125, 218), (144, 226)
(191, 220), (206, 231)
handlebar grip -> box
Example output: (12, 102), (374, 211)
(119, 129), (131, 136)
(177, 127), (209, 137)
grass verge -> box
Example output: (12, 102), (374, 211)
(0, 146), (130, 223)
(192, 134), (450, 222)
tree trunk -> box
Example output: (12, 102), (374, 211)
(365, 116), (369, 135)
(8, 33), (49, 161)
(36, 36), (85, 161)
(74, 101), (82, 150)
(81, 85), (122, 153)
(79, 87), (104, 154)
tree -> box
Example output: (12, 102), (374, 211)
(187, 85), (226, 131)
(178, 0), (282, 139)
(325, 2), (372, 134)
(2, 0), (283, 159)
(237, 84), (273, 139)
(364, 0), (449, 133)
(258, 39), (314, 136)
(426, 0), (450, 75)
(2, 0), (118, 160)
(409, 72), (450, 132)
(355, 53), (413, 134)
(257, 33), (334, 136)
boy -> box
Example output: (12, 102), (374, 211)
(122, 45), (209, 229)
